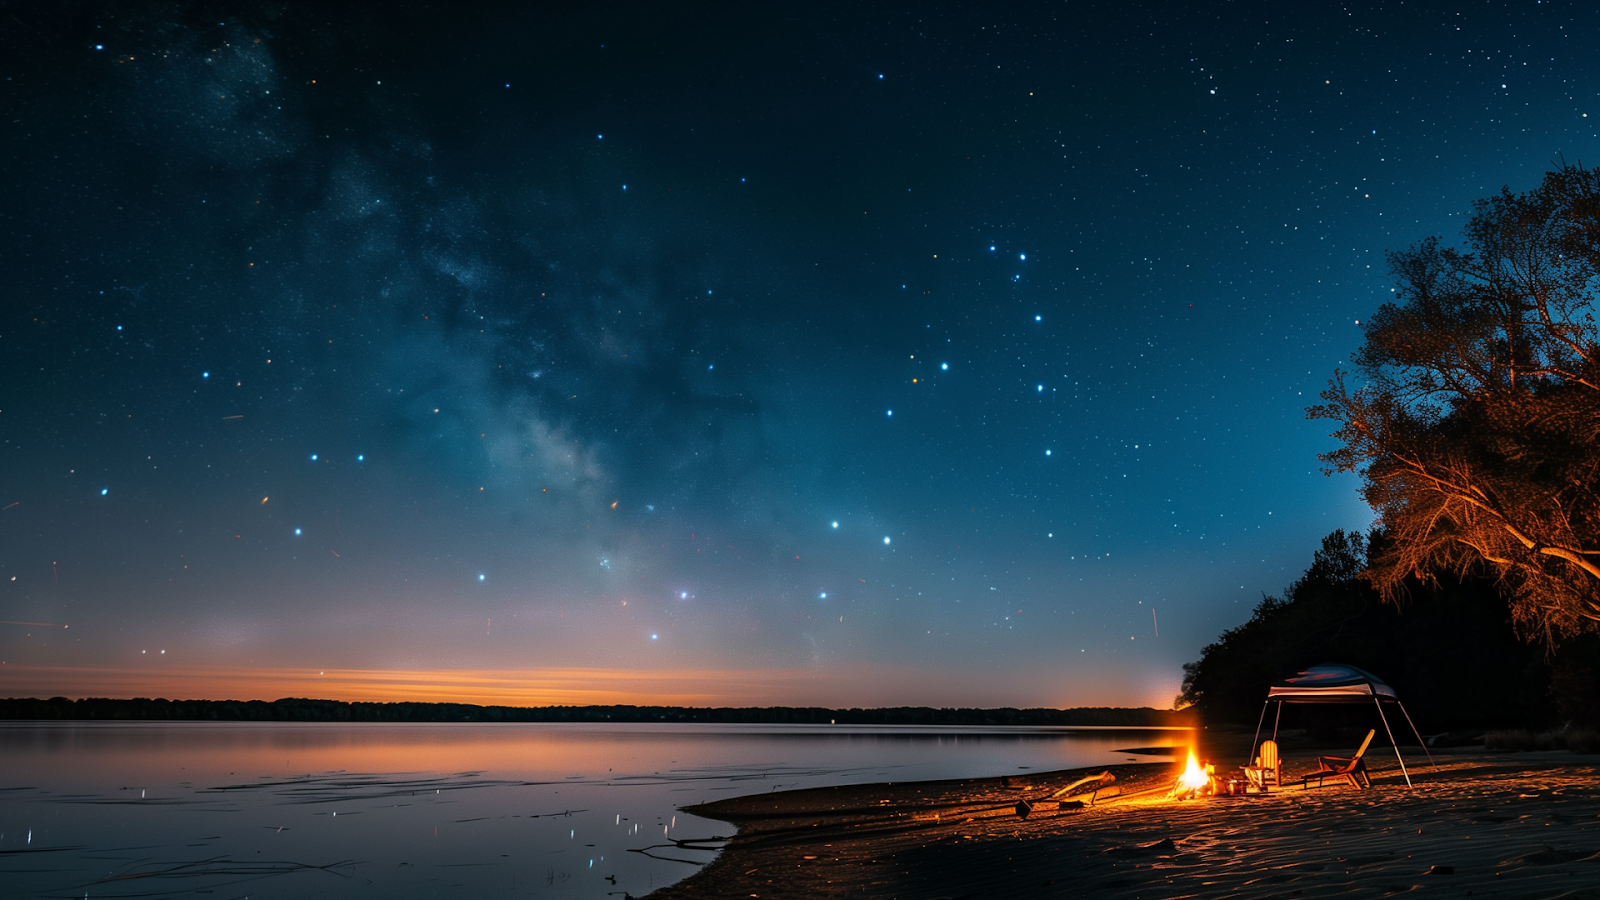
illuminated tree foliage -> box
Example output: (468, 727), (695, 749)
(1313, 165), (1600, 641)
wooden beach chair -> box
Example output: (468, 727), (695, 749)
(1242, 740), (1281, 792)
(1301, 729), (1375, 789)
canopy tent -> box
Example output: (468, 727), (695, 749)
(1250, 664), (1435, 787)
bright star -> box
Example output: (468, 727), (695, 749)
(877, 74), (884, 79)
(310, 454), (318, 461)
(1019, 253), (1026, 260)
(883, 536), (891, 545)
(202, 371), (209, 379)
(100, 488), (108, 496)
(294, 528), (302, 536)
(1034, 315), (1042, 321)
(819, 592), (827, 599)
(478, 574), (485, 582)
(680, 591), (688, 599)
(1046, 449), (1052, 456)
(1037, 384), (1043, 392)
(989, 245), (996, 251)
(886, 409), (893, 417)
(94, 44), (103, 50)
(941, 362), (948, 370)
(651, 634), (659, 640)
(357, 454), (364, 461)
(597, 134), (603, 139)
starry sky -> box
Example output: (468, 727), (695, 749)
(3, 2), (1597, 709)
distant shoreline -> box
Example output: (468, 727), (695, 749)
(0, 696), (1193, 726)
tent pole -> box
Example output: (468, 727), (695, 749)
(1374, 696), (1411, 788)
(1272, 700), (1283, 744)
(1248, 701), (1270, 766)
(1396, 700), (1438, 771)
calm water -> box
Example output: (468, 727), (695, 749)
(0, 722), (1187, 899)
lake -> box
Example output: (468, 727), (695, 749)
(0, 722), (1188, 898)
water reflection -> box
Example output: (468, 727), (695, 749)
(0, 722), (1186, 898)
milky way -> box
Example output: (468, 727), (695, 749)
(2, 4), (1597, 706)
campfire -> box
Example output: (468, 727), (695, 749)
(1171, 749), (1215, 800)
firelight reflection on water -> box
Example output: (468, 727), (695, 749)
(0, 722), (1187, 899)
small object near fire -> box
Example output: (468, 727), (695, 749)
(1015, 799), (1033, 818)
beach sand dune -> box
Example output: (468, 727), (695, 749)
(647, 752), (1600, 899)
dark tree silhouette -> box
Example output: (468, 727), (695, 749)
(1312, 165), (1600, 641)
(1178, 530), (1551, 728)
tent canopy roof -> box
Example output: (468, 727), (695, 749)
(1265, 664), (1400, 703)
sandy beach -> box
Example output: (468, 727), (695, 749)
(647, 749), (1600, 899)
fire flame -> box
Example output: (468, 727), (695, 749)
(1177, 749), (1210, 792)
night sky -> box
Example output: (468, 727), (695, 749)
(3, 2), (1597, 708)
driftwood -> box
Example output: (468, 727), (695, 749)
(1050, 770), (1115, 800)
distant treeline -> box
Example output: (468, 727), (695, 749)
(0, 696), (1192, 727)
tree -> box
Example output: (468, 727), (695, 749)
(1178, 530), (1552, 728)
(1312, 165), (1600, 641)
(1178, 530), (1370, 717)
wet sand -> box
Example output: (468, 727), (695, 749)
(646, 750), (1600, 899)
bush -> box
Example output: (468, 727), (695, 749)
(1567, 728), (1600, 754)
(1484, 727), (1600, 753)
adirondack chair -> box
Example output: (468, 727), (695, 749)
(1242, 739), (1281, 792)
(1302, 729), (1375, 789)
